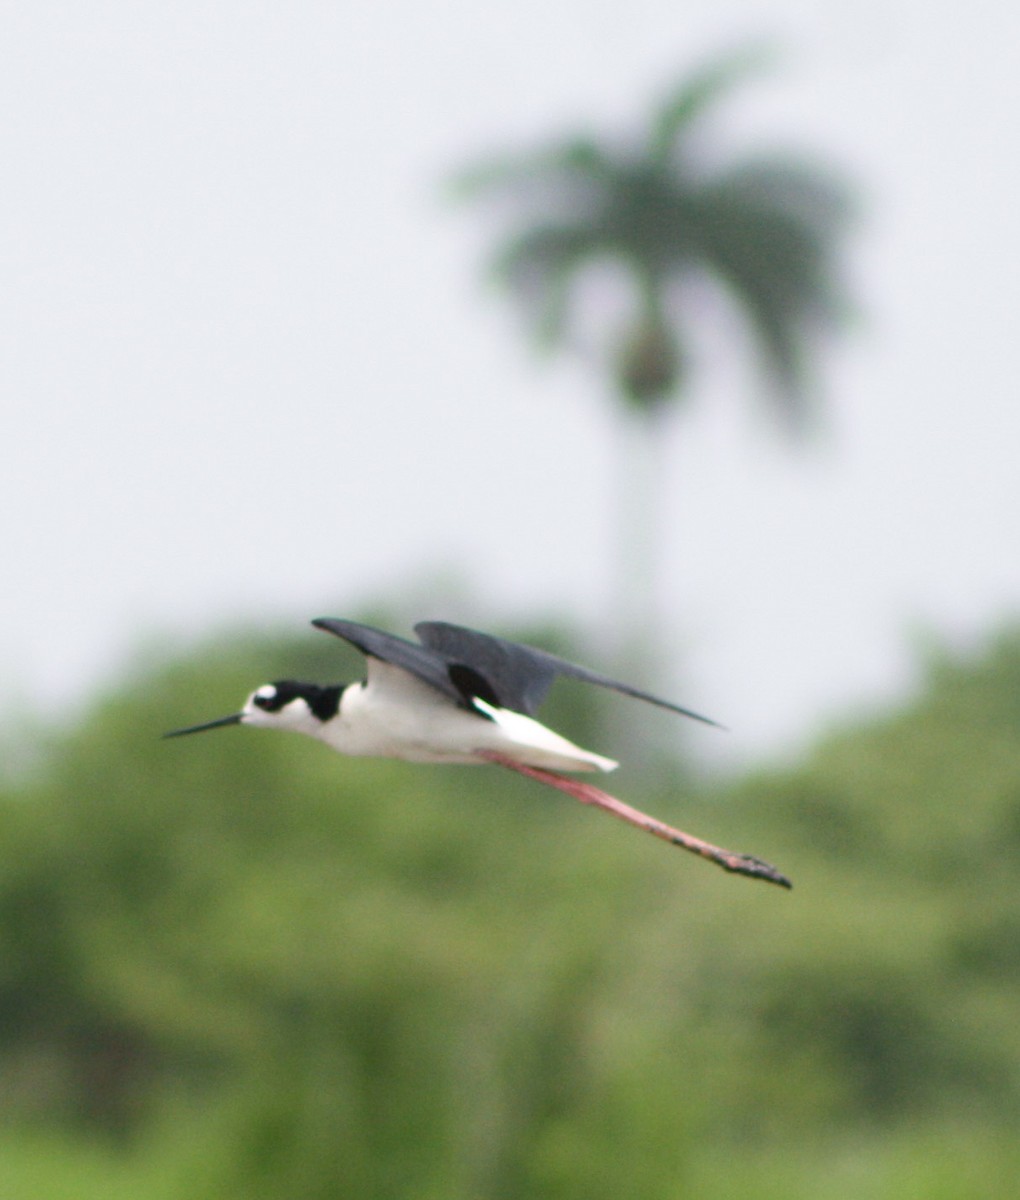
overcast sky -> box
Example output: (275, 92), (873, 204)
(3, 1), (1018, 766)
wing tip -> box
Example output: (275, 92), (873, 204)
(684, 708), (727, 731)
(312, 617), (355, 639)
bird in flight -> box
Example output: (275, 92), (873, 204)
(165, 618), (791, 888)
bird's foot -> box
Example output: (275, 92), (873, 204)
(718, 852), (793, 889)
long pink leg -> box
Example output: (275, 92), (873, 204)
(481, 753), (792, 889)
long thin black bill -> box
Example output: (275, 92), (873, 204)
(163, 713), (243, 739)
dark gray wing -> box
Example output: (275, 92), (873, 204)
(311, 618), (465, 706)
(414, 621), (720, 727)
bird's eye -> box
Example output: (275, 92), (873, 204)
(252, 685), (278, 710)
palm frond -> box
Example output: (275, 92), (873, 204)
(490, 222), (605, 346)
(712, 158), (852, 233)
(651, 45), (777, 161)
(674, 157), (850, 427)
(449, 138), (614, 206)
(700, 163), (849, 308)
(694, 210), (838, 424)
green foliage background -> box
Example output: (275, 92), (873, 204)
(1, 623), (1019, 1198)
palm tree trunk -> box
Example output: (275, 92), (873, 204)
(605, 405), (678, 767)
(610, 406), (666, 661)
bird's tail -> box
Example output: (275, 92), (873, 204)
(570, 749), (619, 773)
(474, 699), (619, 774)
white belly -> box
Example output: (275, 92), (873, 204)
(317, 662), (616, 773)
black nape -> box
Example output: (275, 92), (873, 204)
(256, 680), (343, 722)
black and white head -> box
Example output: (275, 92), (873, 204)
(164, 680), (343, 741)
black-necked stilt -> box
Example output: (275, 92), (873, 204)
(165, 619), (791, 888)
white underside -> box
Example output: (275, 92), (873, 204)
(315, 660), (617, 773)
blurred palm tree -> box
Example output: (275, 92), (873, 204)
(453, 50), (853, 654)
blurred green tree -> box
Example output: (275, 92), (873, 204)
(3, 624), (1020, 1198)
(454, 50), (853, 642)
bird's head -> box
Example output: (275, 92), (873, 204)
(164, 680), (342, 741)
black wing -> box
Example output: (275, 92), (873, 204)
(414, 621), (720, 727)
(311, 618), (466, 706)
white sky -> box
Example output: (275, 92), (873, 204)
(3, 1), (1018, 767)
